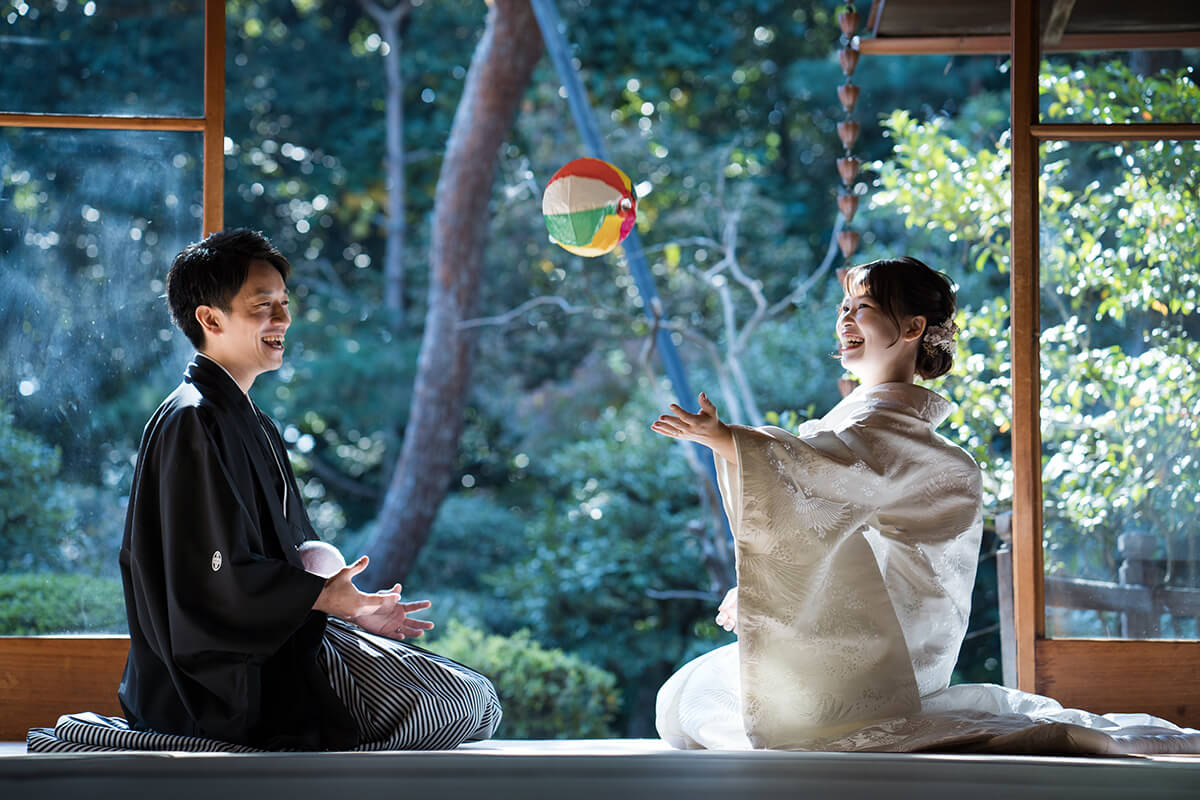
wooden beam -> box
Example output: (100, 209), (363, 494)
(1036, 639), (1200, 727)
(859, 34), (1011, 54)
(1043, 0), (1075, 45)
(1010, 0), (1043, 694)
(203, 0), (226, 236)
(0, 637), (128, 742)
(859, 30), (1200, 54)
(1032, 123), (1200, 141)
(0, 113), (205, 131)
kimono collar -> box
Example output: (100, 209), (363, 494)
(850, 381), (953, 428)
(186, 353), (254, 412)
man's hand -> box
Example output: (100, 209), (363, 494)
(351, 582), (435, 641)
(715, 586), (738, 634)
(313, 555), (401, 619)
(651, 392), (738, 465)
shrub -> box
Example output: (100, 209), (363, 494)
(407, 492), (529, 592)
(426, 622), (620, 739)
(0, 573), (127, 634)
(0, 403), (73, 571)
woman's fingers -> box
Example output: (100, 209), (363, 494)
(668, 403), (700, 421)
(654, 393), (719, 437)
(651, 416), (685, 436)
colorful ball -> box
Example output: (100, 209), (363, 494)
(542, 157), (637, 257)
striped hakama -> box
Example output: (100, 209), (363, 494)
(27, 618), (501, 753)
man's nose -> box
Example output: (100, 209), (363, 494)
(274, 302), (290, 324)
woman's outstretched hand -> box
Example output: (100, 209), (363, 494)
(651, 392), (738, 465)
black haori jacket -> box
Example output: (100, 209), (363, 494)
(118, 355), (358, 750)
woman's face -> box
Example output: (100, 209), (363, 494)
(836, 290), (920, 384)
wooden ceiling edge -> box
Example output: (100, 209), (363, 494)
(859, 30), (1200, 55)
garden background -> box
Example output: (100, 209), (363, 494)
(1, 0), (1197, 737)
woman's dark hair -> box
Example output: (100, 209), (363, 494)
(840, 256), (958, 379)
(165, 228), (291, 349)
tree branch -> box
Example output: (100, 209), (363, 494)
(457, 295), (620, 329)
(762, 212), (845, 322)
(305, 452), (382, 500)
(361, 0), (413, 27)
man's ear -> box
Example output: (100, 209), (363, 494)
(195, 305), (223, 338)
(902, 315), (927, 343)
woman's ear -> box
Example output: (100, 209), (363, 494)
(902, 315), (927, 343)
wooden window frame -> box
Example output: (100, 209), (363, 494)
(1009, 0), (1200, 726)
(0, 0), (224, 741)
(0, 0), (224, 234)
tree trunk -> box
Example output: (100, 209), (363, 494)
(362, 0), (412, 325)
(363, 0), (542, 586)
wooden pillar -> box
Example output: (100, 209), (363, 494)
(203, 0), (226, 235)
(1009, 0), (1043, 692)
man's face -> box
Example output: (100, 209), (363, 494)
(199, 259), (291, 385)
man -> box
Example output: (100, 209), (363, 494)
(118, 229), (501, 750)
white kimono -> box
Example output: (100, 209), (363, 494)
(657, 382), (1200, 754)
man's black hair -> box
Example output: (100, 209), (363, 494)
(165, 228), (291, 349)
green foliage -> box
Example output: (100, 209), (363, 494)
(0, 401), (73, 571)
(873, 62), (1200, 626)
(408, 492), (529, 593)
(426, 622), (620, 739)
(6, 0), (1124, 728)
(486, 381), (733, 733)
(0, 572), (127, 635)
(1041, 59), (1200, 125)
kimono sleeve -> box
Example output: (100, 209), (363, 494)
(716, 415), (910, 533)
(147, 408), (326, 662)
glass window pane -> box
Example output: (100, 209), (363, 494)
(1040, 138), (1200, 640)
(0, 127), (203, 634)
(0, 0), (205, 116)
(1040, 49), (1200, 124)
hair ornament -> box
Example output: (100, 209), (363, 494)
(922, 319), (958, 355)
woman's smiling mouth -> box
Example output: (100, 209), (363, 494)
(840, 334), (864, 353)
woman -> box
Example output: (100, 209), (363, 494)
(651, 256), (1198, 754)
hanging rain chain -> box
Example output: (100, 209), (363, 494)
(835, 4), (863, 262)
